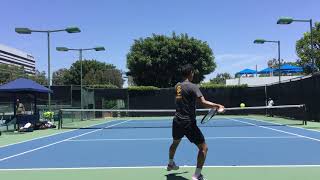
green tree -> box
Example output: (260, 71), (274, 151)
(127, 33), (216, 87)
(267, 58), (301, 67)
(267, 58), (286, 68)
(296, 22), (320, 72)
(52, 68), (69, 85)
(83, 68), (123, 88)
(62, 59), (124, 88)
(0, 64), (25, 84)
(209, 73), (232, 85)
(0, 64), (47, 85)
(28, 70), (47, 85)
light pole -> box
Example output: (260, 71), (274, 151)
(56, 46), (105, 113)
(15, 27), (81, 111)
(254, 39), (281, 83)
(277, 17), (315, 74)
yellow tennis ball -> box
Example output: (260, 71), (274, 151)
(240, 103), (245, 108)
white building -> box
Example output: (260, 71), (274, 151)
(0, 44), (35, 74)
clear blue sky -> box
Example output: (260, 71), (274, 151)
(1, 0), (319, 84)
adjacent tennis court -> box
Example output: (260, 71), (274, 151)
(1, 111), (320, 179)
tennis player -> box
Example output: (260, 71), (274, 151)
(167, 64), (224, 180)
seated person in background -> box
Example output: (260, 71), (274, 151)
(16, 99), (25, 115)
(267, 98), (274, 117)
(268, 98), (274, 107)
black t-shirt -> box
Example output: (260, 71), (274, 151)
(175, 80), (203, 121)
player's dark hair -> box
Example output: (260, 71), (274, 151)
(181, 64), (194, 78)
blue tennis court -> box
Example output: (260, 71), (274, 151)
(1, 116), (320, 169)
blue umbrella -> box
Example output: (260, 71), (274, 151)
(275, 64), (303, 73)
(0, 78), (53, 126)
(258, 67), (274, 74)
(0, 78), (52, 93)
(236, 68), (257, 75)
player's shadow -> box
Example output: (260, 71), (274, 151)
(165, 172), (189, 180)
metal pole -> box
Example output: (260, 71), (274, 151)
(278, 41), (281, 84)
(47, 32), (51, 111)
(265, 85), (268, 115)
(310, 19), (314, 74)
(13, 95), (17, 130)
(80, 49), (83, 120)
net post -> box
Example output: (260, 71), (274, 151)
(58, 110), (62, 129)
(303, 105), (307, 125)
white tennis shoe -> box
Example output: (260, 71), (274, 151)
(166, 162), (179, 171)
(192, 174), (207, 180)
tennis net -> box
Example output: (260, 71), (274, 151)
(58, 104), (306, 129)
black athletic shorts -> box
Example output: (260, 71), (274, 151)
(172, 116), (205, 145)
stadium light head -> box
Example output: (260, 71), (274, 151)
(56, 47), (69, 51)
(94, 47), (105, 51)
(277, 17), (294, 24)
(15, 28), (32, 34)
(254, 39), (266, 44)
(65, 27), (81, 33)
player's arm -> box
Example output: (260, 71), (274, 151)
(197, 96), (224, 109)
(193, 84), (224, 110)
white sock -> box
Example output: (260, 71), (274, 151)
(169, 159), (174, 165)
(194, 168), (202, 177)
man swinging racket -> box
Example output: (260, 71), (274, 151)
(167, 64), (224, 180)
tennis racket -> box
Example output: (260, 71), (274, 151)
(200, 107), (225, 124)
(201, 108), (217, 124)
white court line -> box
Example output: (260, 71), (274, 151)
(245, 117), (320, 133)
(66, 136), (300, 142)
(2, 116), (316, 149)
(1, 165), (320, 171)
(0, 131), (73, 149)
(226, 118), (320, 142)
(0, 119), (120, 149)
(0, 120), (132, 162)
